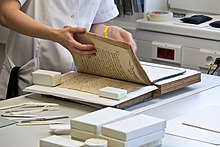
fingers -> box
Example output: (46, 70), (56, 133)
(64, 26), (86, 34)
(62, 26), (96, 56)
(69, 43), (97, 56)
(119, 31), (137, 52)
(68, 40), (96, 56)
(108, 26), (137, 52)
(125, 34), (137, 52)
(130, 41), (137, 53)
(71, 47), (97, 56)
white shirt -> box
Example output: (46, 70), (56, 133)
(0, 0), (119, 99)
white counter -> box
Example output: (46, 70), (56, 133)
(0, 74), (220, 147)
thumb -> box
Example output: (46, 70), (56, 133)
(64, 26), (87, 34)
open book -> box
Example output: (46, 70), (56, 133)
(24, 32), (200, 107)
(58, 32), (185, 95)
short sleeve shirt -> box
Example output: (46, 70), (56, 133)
(9, 0), (119, 72)
(0, 0), (118, 98)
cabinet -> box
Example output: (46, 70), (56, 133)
(136, 18), (220, 74)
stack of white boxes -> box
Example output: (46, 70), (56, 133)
(70, 107), (166, 147)
(100, 114), (166, 147)
(70, 107), (134, 141)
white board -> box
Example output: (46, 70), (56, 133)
(166, 106), (220, 145)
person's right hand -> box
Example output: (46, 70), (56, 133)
(55, 26), (96, 56)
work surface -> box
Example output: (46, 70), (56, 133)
(0, 74), (220, 147)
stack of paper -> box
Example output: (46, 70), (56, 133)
(70, 107), (133, 141)
(100, 114), (166, 147)
(70, 107), (166, 147)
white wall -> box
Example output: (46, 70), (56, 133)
(168, 0), (220, 14)
(144, 0), (168, 13)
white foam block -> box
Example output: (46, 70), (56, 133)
(100, 130), (164, 147)
(70, 128), (97, 141)
(101, 114), (166, 141)
(40, 135), (84, 147)
(71, 107), (133, 134)
(32, 69), (61, 86)
(99, 87), (127, 100)
(49, 124), (70, 135)
(84, 138), (108, 147)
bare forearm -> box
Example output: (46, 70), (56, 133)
(90, 24), (106, 36)
(0, 0), (96, 56)
(91, 23), (137, 52)
(0, 0), (58, 42)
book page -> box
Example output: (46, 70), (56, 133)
(73, 32), (151, 85)
(59, 72), (143, 95)
(141, 62), (186, 83)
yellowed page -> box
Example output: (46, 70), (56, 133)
(73, 32), (151, 85)
(59, 72), (143, 95)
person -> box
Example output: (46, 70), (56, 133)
(0, 0), (137, 99)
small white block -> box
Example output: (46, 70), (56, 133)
(49, 124), (70, 135)
(32, 69), (61, 86)
(84, 138), (108, 147)
(99, 87), (127, 100)
(40, 135), (84, 147)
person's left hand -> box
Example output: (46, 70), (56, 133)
(108, 26), (137, 52)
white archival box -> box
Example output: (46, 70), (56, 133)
(40, 135), (84, 147)
(100, 130), (164, 147)
(70, 107), (133, 134)
(101, 114), (166, 141)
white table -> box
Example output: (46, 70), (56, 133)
(130, 74), (220, 147)
(0, 74), (220, 147)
